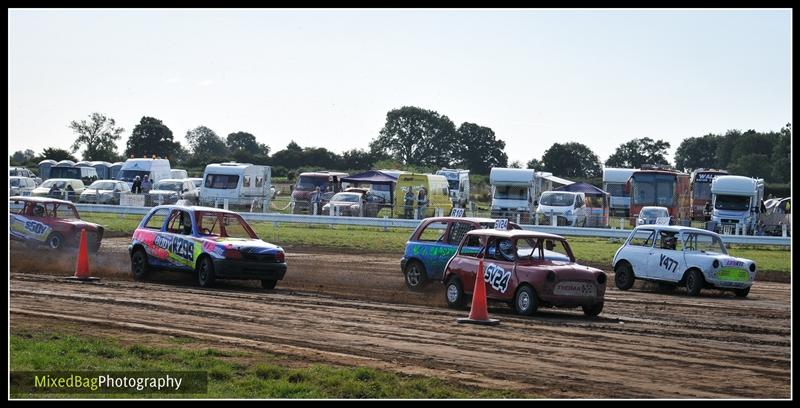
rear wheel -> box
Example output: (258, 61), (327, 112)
(444, 277), (466, 309)
(734, 287), (750, 298)
(513, 285), (539, 316)
(197, 257), (216, 288)
(685, 269), (704, 296)
(404, 261), (428, 290)
(131, 248), (150, 281)
(582, 302), (604, 317)
(614, 262), (635, 290)
(261, 279), (277, 290)
(46, 232), (65, 250)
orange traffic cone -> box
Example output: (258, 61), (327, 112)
(457, 257), (499, 326)
(65, 229), (99, 282)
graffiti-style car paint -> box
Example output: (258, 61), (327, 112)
(401, 217), (521, 290)
(128, 205), (287, 289)
(443, 229), (607, 316)
(612, 225), (756, 297)
(9, 196), (104, 251)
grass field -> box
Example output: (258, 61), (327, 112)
(10, 329), (529, 398)
(81, 212), (791, 273)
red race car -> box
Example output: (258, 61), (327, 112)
(9, 196), (104, 251)
(443, 229), (606, 317)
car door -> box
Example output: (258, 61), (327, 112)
(408, 220), (456, 280)
(481, 236), (516, 301)
(163, 209), (196, 271)
(447, 233), (484, 293)
(624, 228), (656, 278)
(647, 229), (685, 282)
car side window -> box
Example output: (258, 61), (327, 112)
(167, 210), (192, 235)
(447, 222), (475, 245)
(144, 208), (170, 230)
(655, 231), (683, 251)
(417, 221), (448, 242)
(629, 229), (655, 247)
(458, 235), (482, 257)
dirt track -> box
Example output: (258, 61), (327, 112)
(9, 239), (792, 398)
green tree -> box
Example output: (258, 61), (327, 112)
(770, 123), (791, 183)
(541, 142), (602, 178)
(226, 132), (270, 156)
(10, 149), (36, 165)
(526, 158), (543, 170)
(605, 137), (671, 168)
(674, 134), (723, 172)
(452, 122), (508, 174)
(341, 148), (387, 171)
(68, 112), (124, 162)
(185, 126), (230, 164)
(728, 153), (773, 180)
(369, 106), (457, 168)
(509, 161), (522, 169)
(125, 117), (181, 159)
(37, 147), (77, 162)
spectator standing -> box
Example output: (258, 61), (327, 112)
(131, 176), (142, 194)
(416, 187), (428, 219)
(141, 175), (153, 194)
(404, 187), (414, 219)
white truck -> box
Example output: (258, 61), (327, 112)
(436, 168), (470, 208)
(710, 175), (764, 235)
(603, 167), (636, 217)
(199, 162), (272, 212)
(489, 168), (537, 223)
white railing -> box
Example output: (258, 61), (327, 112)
(9, 202), (790, 246)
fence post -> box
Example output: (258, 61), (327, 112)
(619, 218), (624, 230)
(383, 215), (388, 232)
(782, 223), (787, 237)
(516, 213), (520, 225)
(223, 199), (229, 210)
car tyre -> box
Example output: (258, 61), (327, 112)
(445, 276), (466, 309)
(685, 269), (704, 297)
(513, 285), (539, 316)
(734, 287), (750, 298)
(131, 248), (150, 281)
(197, 256), (216, 288)
(46, 232), (65, 250)
(404, 260), (428, 290)
(582, 302), (604, 317)
(614, 262), (635, 291)
(261, 279), (277, 290)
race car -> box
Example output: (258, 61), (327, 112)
(400, 217), (521, 290)
(129, 205), (287, 289)
(9, 196), (104, 251)
(443, 229), (607, 316)
(612, 225), (756, 297)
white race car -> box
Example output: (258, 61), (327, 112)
(612, 225), (756, 297)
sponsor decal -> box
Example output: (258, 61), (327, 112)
(716, 267), (750, 282)
(483, 263), (511, 293)
(659, 254), (679, 273)
(24, 220), (48, 235)
(723, 260), (744, 267)
(553, 281), (596, 297)
(411, 244), (456, 258)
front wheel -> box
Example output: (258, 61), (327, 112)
(734, 287), (750, 298)
(685, 269), (704, 296)
(261, 279), (277, 290)
(513, 285), (539, 316)
(131, 248), (150, 281)
(403, 261), (428, 290)
(614, 262), (635, 290)
(582, 302), (604, 317)
(444, 277), (466, 309)
(197, 257), (216, 288)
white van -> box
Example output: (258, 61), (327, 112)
(199, 162), (272, 211)
(436, 168), (470, 208)
(170, 169), (189, 179)
(535, 191), (588, 227)
(116, 158), (172, 188)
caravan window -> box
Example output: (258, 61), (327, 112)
(243, 175), (252, 187)
(205, 174), (239, 189)
(494, 186), (528, 200)
(255, 176), (264, 188)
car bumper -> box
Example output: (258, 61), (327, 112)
(212, 259), (287, 280)
(704, 269), (754, 289)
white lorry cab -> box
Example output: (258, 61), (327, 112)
(117, 158), (172, 188)
(436, 168), (470, 208)
(489, 168), (537, 223)
(603, 167), (636, 217)
(199, 162), (272, 211)
(710, 176), (764, 235)
(535, 191), (588, 227)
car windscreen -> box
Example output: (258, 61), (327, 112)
(196, 211), (257, 239)
(539, 192), (575, 206)
(715, 195), (750, 211)
(41, 180), (67, 189)
(89, 181), (118, 190)
(683, 232), (727, 255)
(118, 169), (150, 182)
(49, 167), (81, 179)
(641, 208), (667, 218)
(11, 179), (20, 187)
(155, 181), (182, 191)
(204, 174), (239, 189)
(331, 193), (359, 202)
(493, 186), (528, 200)
(295, 176), (329, 191)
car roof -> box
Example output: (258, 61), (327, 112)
(465, 228), (565, 240)
(41, 178), (82, 183)
(423, 216), (513, 224)
(633, 225), (719, 235)
(150, 204), (238, 215)
(155, 178), (188, 183)
(10, 196), (75, 205)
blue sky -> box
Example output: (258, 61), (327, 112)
(8, 9), (792, 166)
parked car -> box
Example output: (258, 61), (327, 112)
(612, 225), (756, 297)
(129, 205), (287, 288)
(148, 179), (200, 205)
(443, 229), (606, 316)
(636, 206), (671, 226)
(322, 188), (386, 217)
(189, 178), (204, 190)
(31, 179), (85, 201)
(401, 217), (521, 290)
(79, 180), (131, 204)
(9, 196), (104, 251)
(10, 176), (37, 196)
(10, 167), (41, 185)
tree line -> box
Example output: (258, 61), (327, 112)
(9, 109), (791, 184)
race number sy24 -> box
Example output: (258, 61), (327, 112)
(484, 263), (511, 293)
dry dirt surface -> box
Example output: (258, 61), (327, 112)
(9, 239), (792, 398)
